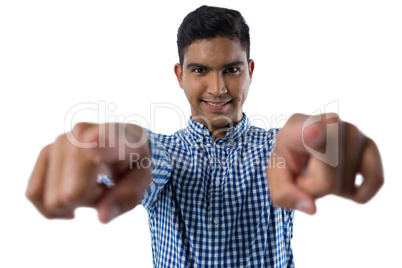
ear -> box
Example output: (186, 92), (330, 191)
(248, 59), (255, 84)
(174, 63), (184, 89)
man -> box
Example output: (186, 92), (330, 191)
(26, 5), (383, 267)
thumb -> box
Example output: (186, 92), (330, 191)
(96, 162), (152, 223)
(267, 164), (317, 214)
(70, 122), (150, 177)
(80, 123), (149, 164)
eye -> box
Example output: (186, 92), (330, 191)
(192, 68), (206, 74)
(224, 67), (239, 73)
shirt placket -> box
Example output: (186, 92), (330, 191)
(210, 142), (227, 268)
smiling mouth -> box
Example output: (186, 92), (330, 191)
(202, 100), (232, 111)
(204, 101), (230, 107)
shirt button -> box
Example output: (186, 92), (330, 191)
(214, 218), (220, 225)
(215, 180), (220, 186)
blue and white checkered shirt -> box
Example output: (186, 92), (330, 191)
(141, 113), (294, 267)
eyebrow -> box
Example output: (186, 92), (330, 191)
(221, 61), (245, 69)
(186, 61), (245, 70)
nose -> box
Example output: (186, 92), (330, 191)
(207, 71), (227, 96)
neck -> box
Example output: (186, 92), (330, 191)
(209, 127), (229, 141)
(194, 115), (243, 141)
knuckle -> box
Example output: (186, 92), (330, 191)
(40, 143), (53, 158)
(69, 122), (97, 146)
(321, 113), (340, 126)
(289, 113), (304, 122)
(325, 113), (339, 121)
(345, 121), (357, 133)
(69, 140), (84, 157)
(43, 195), (61, 211)
(344, 122), (361, 145)
(54, 134), (67, 148)
(365, 137), (377, 149)
(292, 113), (304, 118)
(72, 122), (91, 138)
(73, 123), (103, 150)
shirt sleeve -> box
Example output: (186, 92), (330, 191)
(284, 209), (295, 267)
(140, 128), (173, 209)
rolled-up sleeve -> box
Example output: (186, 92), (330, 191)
(140, 129), (173, 209)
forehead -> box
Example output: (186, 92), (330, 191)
(183, 36), (247, 65)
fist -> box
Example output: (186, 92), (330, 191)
(267, 113), (384, 214)
(25, 123), (152, 223)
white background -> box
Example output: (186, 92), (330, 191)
(1, 1), (401, 267)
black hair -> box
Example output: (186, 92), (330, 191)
(177, 5), (250, 66)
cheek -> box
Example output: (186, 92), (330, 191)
(184, 78), (204, 100)
(239, 76), (251, 99)
(181, 77), (193, 99)
(229, 79), (249, 101)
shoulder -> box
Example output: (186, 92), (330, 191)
(144, 128), (184, 144)
(246, 126), (279, 147)
(144, 127), (193, 156)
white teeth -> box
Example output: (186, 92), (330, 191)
(206, 102), (227, 107)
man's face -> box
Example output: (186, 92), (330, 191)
(174, 36), (254, 138)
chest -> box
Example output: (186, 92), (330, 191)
(167, 141), (271, 212)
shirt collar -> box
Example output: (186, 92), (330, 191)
(186, 113), (250, 143)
